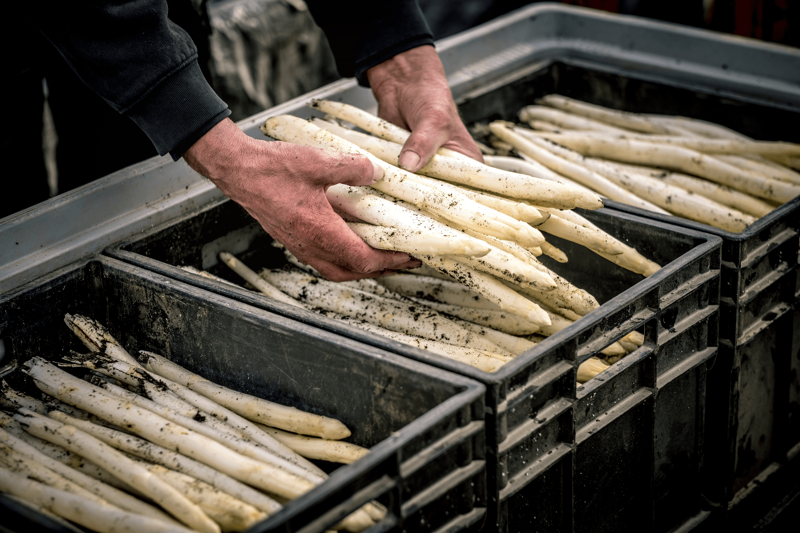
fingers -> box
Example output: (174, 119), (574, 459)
(398, 108), (453, 173)
(313, 150), (384, 187)
(286, 206), (420, 281)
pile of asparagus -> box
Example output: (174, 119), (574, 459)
(0, 314), (378, 533)
(216, 250), (642, 380)
(225, 100), (657, 379)
(476, 95), (800, 233)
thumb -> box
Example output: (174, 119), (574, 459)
(316, 151), (384, 187)
(398, 115), (450, 173)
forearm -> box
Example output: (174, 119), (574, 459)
(23, 0), (229, 158)
(304, 0), (433, 85)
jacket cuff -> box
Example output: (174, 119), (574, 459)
(355, 37), (435, 87)
(124, 59), (230, 157)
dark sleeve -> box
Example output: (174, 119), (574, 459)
(304, 0), (434, 86)
(23, 0), (230, 160)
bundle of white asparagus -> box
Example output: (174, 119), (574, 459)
(219, 100), (658, 379)
(0, 314), (380, 533)
(477, 94), (800, 233)
(217, 248), (641, 381)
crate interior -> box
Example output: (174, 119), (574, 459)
(0, 259), (468, 454)
(117, 197), (701, 312)
(456, 61), (800, 144)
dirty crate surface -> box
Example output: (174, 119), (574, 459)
(0, 256), (487, 533)
(107, 199), (721, 532)
(457, 58), (800, 513)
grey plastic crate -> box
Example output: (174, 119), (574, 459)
(106, 200), (721, 532)
(455, 57), (800, 515)
(0, 256), (487, 533)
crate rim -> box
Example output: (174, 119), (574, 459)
(604, 196), (800, 242)
(105, 203), (723, 385)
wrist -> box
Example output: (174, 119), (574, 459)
(366, 45), (445, 101)
(183, 118), (257, 187)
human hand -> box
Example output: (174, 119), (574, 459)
(367, 45), (482, 173)
(184, 119), (420, 281)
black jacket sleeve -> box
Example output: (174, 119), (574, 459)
(304, 0), (434, 86)
(24, 1), (230, 160)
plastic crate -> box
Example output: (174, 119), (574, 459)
(456, 56), (800, 511)
(106, 199), (721, 532)
(0, 256), (487, 533)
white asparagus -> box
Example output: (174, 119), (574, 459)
(577, 357), (611, 383)
(484, 154), (593, 192)
(463, 230), (545, 263)
(406, 296), (538, 335)
(532, 130), (800, 157)
(64, 314), (141, 368)
(419, 255), (552, 325)
(14, 409), (220, 533)
(518, 153), (597, 194)
(145, 464), (266, 532)
(219, 252), (304, 307)
(510, 262), (600, 318)
(137, 351), (351, 440)
(377, 274), (500, 310)
(48, 411), (283, 516)
(179, 265), (241, 287)
(415, 178), (546, 223)
(533, 213), (626, 255)
(0, 427), (177, 523)
(31, 365), (383, 533)
(22, 359), (316, 499)
(309, 99), (469, 160)
(351, 276), (535, 355)
(0, 468), (194, 533)
(647, 114), (750, 140)
(263, 116), (543, 243)
(533, 211), (661, 278)
(451, 318), (536, 356)
(583, 160), (775, 218)
(0, 443), (108, 505)
(255, 425), (370, 465)
(447, 248), (557, 292)
(92, 378), (329, 488)
(538, 240), (569, 263)
(489, 122), (669, 213)
(537, 94), (679, 134)
(519, 105), (631, 133)
(328, 185), (491, 251)
(312, 117), (599, 210)
(261, 268), (511, 353)
(572, 156), (756, 232)
(97, 356), (324, 477)
(329, 316), (507, 370)
(0, 416), (133, 494)
(715, 155), (800, 185)
(347, 222), (491, 256)
(531, 133), (800, 203)
(525, 119), (566, 132)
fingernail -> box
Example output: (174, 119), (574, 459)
(372, 162), (385, 182)
(398, 151), (421, 172)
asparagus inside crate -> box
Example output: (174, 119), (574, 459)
(0, 314), (381, 533)
(156, 100), (662, 382)
(469, 94), (800, 234)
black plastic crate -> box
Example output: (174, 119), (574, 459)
(106, 197), (721, 532)
(455, 58), (800, 515)
(0, 256), (487, 533)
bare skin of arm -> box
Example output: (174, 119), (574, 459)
(184, 45), (480, 281)
(367, 45), (483, 172)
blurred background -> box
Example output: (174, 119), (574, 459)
(208, 0), (799, 122)
(15, 0), (800, 217)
